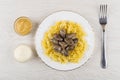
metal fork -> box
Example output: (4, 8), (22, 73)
(99, 4), (107, 69)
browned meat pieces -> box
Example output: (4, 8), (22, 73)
(59, 29), (66, 38)
(51, 29), (78, 56)
(53, 34), (63, 41)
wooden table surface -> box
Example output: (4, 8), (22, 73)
(0, 0), (120, 80)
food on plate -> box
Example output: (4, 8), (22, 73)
(14, 44), (33, 62)
(42, 21), (87, 63)
(51, 29), (78, 56)
(14, 16), (32, 36)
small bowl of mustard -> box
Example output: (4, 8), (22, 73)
(14, 16), (32, 36)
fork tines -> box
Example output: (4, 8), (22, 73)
(99, 4), (107, 24)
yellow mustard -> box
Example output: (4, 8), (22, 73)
(14, 17), (32, 35)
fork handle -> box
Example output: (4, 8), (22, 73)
(101, 30), (107, 68)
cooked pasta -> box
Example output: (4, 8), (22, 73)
(42, 21), (87, 63)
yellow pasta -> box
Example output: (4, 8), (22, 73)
(42, 21), (87, 63)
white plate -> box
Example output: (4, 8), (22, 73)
(35, 11), (95, 71)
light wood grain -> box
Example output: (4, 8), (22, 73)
(0, 0), (120, 80)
